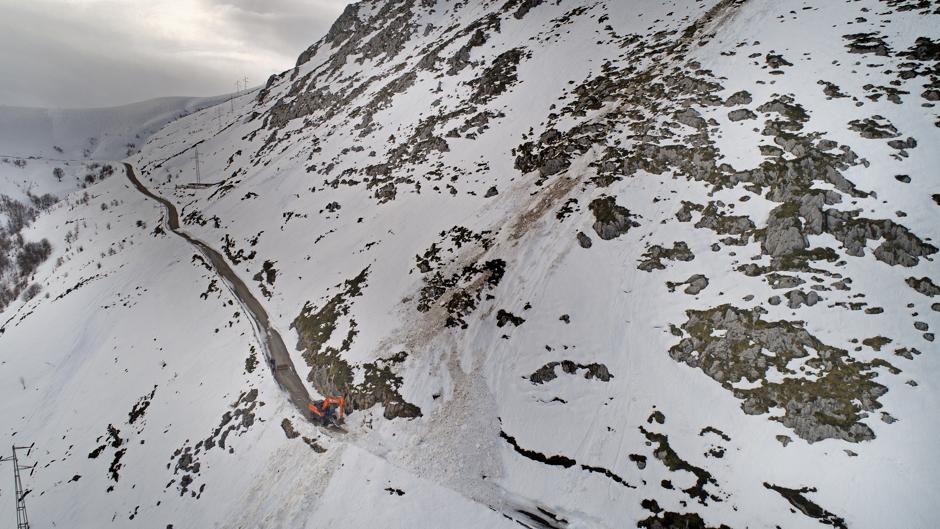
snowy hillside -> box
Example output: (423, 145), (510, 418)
(1, 1), (939, 528)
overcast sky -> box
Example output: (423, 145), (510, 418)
(0, 0), (349, 109)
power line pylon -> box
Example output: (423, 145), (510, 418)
(2, 443), (36, 529)
(193, 145), (202, 185)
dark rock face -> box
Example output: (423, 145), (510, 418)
(843, 32), (892, 56)
(848, 116), (900, 138)
(588, 196), (639, 240)
(638, 511), (731, 529)
(823, 210), (937, 267)
(529, 361), (612, 384)
(469, 48), (527, 104)
(785, 289), (821, 309)
(496, 309), (525, 327)
(505, 0), (545, 19)
(638, 242), (695, 272)
(764, 483), (848, 529)
(723, 90), (752, 106)
(727, 108), (756, 121)
(577, 232), (593, 248)
(667, 274), (709, 295)
(906, 276), (940, 297)
(280, 418), (299, 439)
(765, 53), (793, 68)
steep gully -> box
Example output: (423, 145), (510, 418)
(122, 163), (315, 420)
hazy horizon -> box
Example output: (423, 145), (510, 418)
(0, 0), (349, 109)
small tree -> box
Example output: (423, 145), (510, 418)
(53, 167), (64, 182)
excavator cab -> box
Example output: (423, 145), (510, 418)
(308, 396), (345, 427)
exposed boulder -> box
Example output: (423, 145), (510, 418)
(588, 196), (639, 240)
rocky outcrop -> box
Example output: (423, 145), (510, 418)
(291, 268), (421, 419)
(667, 274), (709, 295)
(529, 361), (612, 384)
(638, 242), (695, 272)
(906, 276), (940, 297)
(588, 196), (639, 240)
(785, 289), (821, 309)
(728, 108), (756, 121)
(670, 305), (889, 442)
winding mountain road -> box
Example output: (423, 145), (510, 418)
(122, 163), (314, 419)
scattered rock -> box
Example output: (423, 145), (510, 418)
(496, 309), (525, 327)
(785, 289), (820, 309)
(906, 277), (940, 297)
(728, 108), (756, 122)
(638, 242), (694, 272)
(281, 419), (299, 439)
(667, 274), (709, 295)
(529, 361), (612, 384)
(577, 231), (593, 248)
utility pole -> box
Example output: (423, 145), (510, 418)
(2, 443), (36, 529)
(242, 75), (249, 95)
(193, 145), (201, 185)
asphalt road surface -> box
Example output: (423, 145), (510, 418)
(123, 163), (314, 420)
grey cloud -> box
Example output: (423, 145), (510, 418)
(0, 0), (348, 108)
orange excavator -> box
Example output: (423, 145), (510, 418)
(308, 396), (346, 428)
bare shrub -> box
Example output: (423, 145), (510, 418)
(21, 283), (41, 301)
(17, 239), (52, 276)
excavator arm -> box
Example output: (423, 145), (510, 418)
(323, 396), (345, 419)
(308, 396), (345, 421)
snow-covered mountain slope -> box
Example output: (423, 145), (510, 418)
(0, 95), (229, 317)
(2, 1), (939, 528)
(0, 95), (228, 160)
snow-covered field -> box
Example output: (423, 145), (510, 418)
(1, 1), (938, 528)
